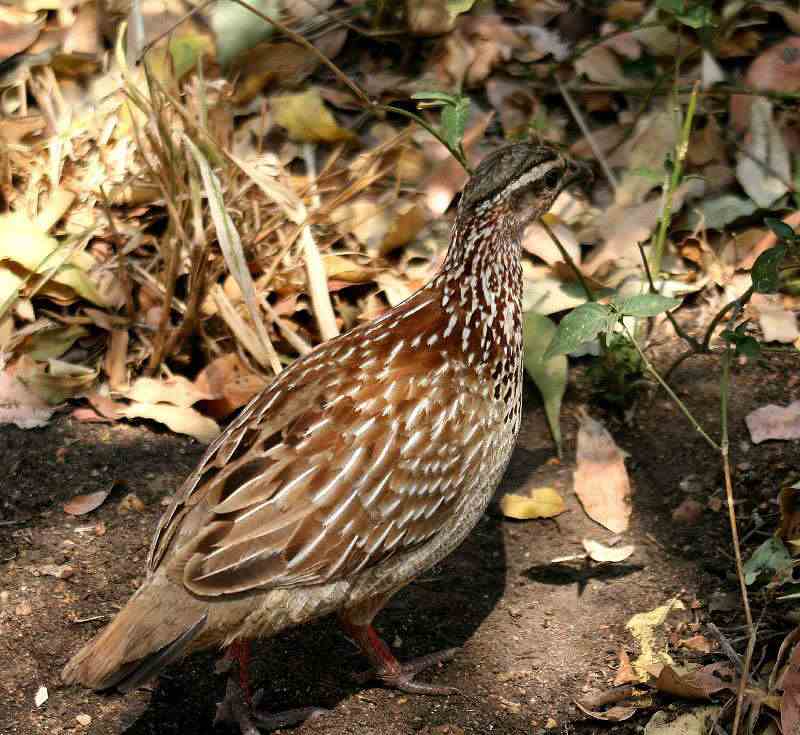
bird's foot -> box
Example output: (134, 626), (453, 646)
(356, 647), (461, 695)
(342, 620), (459, 696)
(214, 678), (328, 734)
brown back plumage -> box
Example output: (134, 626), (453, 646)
(62, 142), (587, 692)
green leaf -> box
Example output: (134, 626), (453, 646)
(722, 322), (760, 359)
(765, 217), (797, 242)
(441, 97), (469, 150)
(751, 244), (786, 293)
(411, 91), (459, 106)
(544, 302), (615, 359)
(447, 0), (477, 18)
(522, 312), (568, 457)
(657, 0), (713, 28)
(722, 328), (761, 359)
(743, 537), (793, 586)
(613, 293), (682, 318)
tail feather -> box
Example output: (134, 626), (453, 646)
(62, 581), (208, 691)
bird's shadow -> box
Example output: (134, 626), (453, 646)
(120, 449), (529, 733)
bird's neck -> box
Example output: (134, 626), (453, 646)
(431, 209), (524, 371)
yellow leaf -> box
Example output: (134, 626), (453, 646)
(120, 402), (220, 443)
(500, 486), (565, 519)
(271, 88), (354, 143)
(0, 213), (108, 306)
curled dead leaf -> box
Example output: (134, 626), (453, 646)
(573, 410), (631, 534)
(500, 486), (566, 520)
(582, 538), (635, 563)
(271, 88), (354, 143)
(64, 488), (111, 515)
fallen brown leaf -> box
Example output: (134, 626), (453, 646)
(64, 489), (111, 515)
(746, 401), (800, 443)
(573, 410), (631, 534)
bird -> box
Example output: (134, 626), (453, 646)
(62, 142), (589, 732)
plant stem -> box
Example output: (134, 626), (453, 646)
(540, 219), (595, 302)
(622, 323), (720, 452)
(650, 81), (700, 277)
(720, 346), (755, 735)
(636, 242), (700, 350)
(701, 286), (754, 351)
(382, 104), (471, 172)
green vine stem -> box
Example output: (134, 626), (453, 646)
(621, 322), (720, 452)
(650, 80), (700, 277)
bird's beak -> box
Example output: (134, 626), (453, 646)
(561, 158), (594, 192)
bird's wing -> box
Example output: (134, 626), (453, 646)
(147, 294), (498, 597)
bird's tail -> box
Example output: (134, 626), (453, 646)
(61, 580), (208, 692)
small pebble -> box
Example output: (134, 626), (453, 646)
(76, 713), (92, 727)
(118, 493), (145, 514)
(16, 601), (32, 616)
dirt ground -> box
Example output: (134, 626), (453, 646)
(1, 345), (798, 735)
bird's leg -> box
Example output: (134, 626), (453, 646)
(214, 640), (328, 734)
(339, 615), (460, 696)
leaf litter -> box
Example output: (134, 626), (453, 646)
(3, 2), (800, 731)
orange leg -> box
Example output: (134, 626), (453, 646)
(215, 640), (328, 734)
(339, 617), (459, 696)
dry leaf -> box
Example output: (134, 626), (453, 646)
(731, 37), (800, 130)
(573, 411), (632, 534)
(678, 635), (714, 654)
(582, 538), (635, 563)
(380, 201), (427, 255)
(523, 219), (581, 267)
(575, 686), (648, 722)
(271, 88), (354, 143)
(34, 685), (48, 708)
(746, 401), (800, 443)
(575, 45), (626, 85)
(643, 707), (720, 735)
(500, 487), (566, 520)
(782, 637), (800, 735)
(424, 110), (493, 215)
(193, 353), (267, 418)
(0, 367), (54, 428)
(625, 599), (684, 681)
(0, 212), (111, 307)
(752, 294), (799, 343)
(671, 498), (704, 525)
(16, 357), (97, 405)
(614, 649), (637, 686)
(120, 401), (221, 442)
(122, 375), (217, 408)
(64, 489), (111, 515)
(656, 664), (724, 699)
(736, 98), (791, 207)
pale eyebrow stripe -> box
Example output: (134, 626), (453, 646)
(502, 160), (559, 195)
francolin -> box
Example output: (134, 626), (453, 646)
(62, 142), (589, 731)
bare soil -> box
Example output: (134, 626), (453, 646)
(1, 351), (798, 735)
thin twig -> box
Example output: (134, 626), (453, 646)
(621, 322), (720, 452)
(523, 81), (800, 103)
(720, 345), (755, 735)
(636, 242), (700, 350)
(540, 219), (595, 303)
(701, 287), (754, 352)
(556, 77), (618, 191)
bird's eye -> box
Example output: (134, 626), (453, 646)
(543, 169), (561, 188)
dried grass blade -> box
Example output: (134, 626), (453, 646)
(301, 144), (338, 340)
(227, 150), (338, 340)
(212, 285), (277, 372)
(185, 137), (281, 375)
